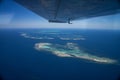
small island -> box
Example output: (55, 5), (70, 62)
(35, 43), (117, 64)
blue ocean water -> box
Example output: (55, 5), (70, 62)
(0, 28), (120, 80)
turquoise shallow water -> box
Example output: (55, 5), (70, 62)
(0, 29), (120, 80)
(35, 42), (117, 64)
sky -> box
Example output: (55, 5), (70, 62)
(0, 0), (120, 30)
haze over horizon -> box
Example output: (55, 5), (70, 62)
(0, 0), (120, 30)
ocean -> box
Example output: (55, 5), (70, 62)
(0, 28), (120, 80)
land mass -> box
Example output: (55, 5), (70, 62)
(35, 43), (117, 64)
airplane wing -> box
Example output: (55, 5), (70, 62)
(14, 0), (120, 23)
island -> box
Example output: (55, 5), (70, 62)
(35, 43), (117, 64)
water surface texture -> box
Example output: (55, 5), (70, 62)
(0, 29), (120, 80)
